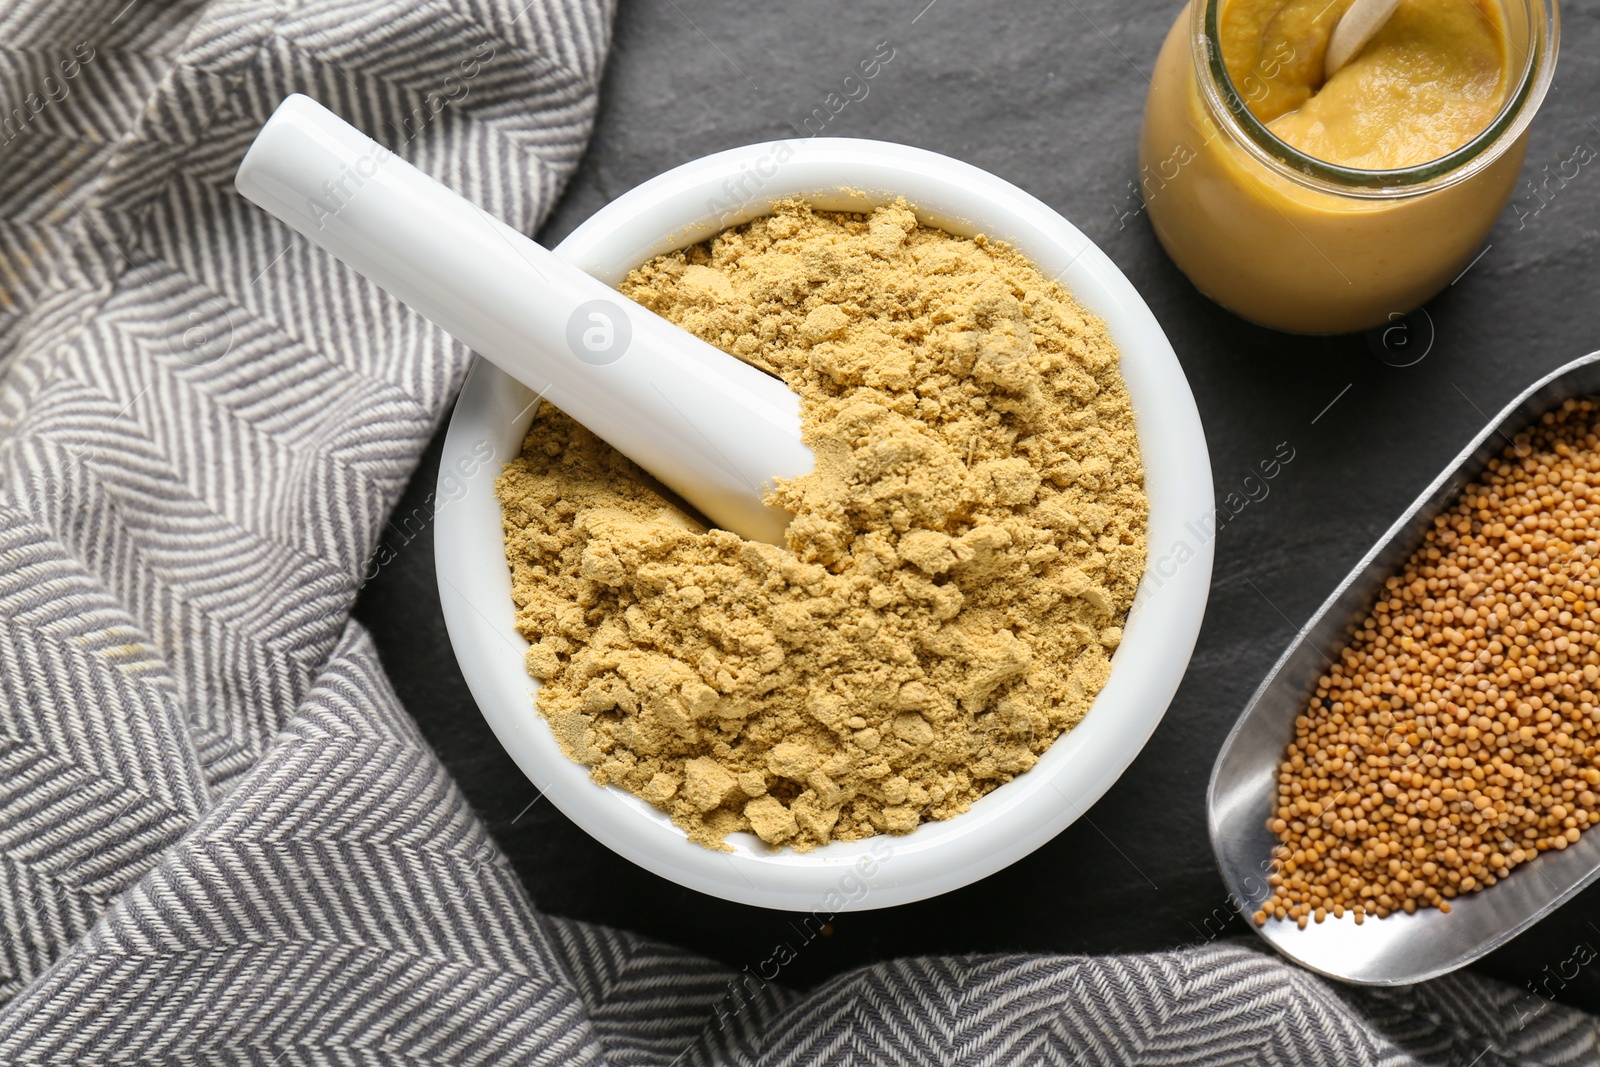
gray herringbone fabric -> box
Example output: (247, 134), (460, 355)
(0, 0), (1596, 1062)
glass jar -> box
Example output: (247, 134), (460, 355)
(1138, 0), (1559, 335)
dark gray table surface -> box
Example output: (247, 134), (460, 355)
(353, 0), (1600, 1013)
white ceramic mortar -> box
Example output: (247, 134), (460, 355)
(436, 137), (1214, 910)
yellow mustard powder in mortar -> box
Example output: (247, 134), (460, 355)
(496, 199), (1148, 851)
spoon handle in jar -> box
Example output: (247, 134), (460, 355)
(1324, 0), (1404, 79)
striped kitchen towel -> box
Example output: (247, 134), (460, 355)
(0, 0), (1594, 1060)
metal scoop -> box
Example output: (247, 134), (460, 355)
(1211, 350), (1600, 985)
(235, 94), (812, 546)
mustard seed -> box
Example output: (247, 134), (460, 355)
(1259, 399), (1600, 925)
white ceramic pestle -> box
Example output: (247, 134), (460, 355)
(234, 94), (812, 546)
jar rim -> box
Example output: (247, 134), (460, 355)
(1191, 0), (1560, 198)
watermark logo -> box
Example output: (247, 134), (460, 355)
(566, 299), (631, 366)
(1511, 936), (1598, 1030)
(709, 837), (895, 1032)
(385, 41), (497, 146)
(0, 41), (96, 145)
(1138, 439), (1296, 596)
(1511, 137), (1597, 230)
(172, 294), (236, 366)
(1114, 41), (1290, 230)
(789, 40), (896, 139)
(306, 141), (395, 231)
(303, 41), (498, 233)
(362, 437), (496, 587)
(701, 40), (897, 228)
(1366, 307), (1434, 367)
